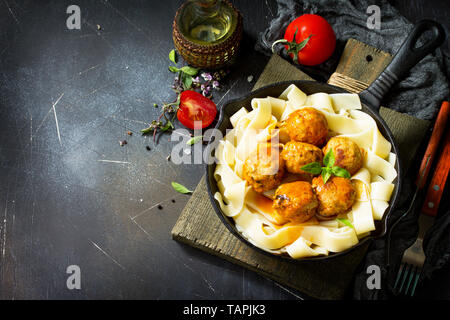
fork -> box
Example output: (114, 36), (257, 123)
(395, 122), (450, 296)
(389, 102), (449, 297)
(392, 216), (431, 296)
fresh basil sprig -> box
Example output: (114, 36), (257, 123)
(141, 49), (221, 143)
(168, 50), (198, 90)
(301, 149), (351, 184)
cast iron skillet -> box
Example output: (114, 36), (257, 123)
(206, 20), (446, 261)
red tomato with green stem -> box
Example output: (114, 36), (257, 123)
(272, 14), (336, 66)
(177, 90), (217, 129)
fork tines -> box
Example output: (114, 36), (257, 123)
(393, 263), (422, 296)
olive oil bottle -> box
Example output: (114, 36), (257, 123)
(178, 0), (236, 44)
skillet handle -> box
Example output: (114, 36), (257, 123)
(360, 20), (446, 110)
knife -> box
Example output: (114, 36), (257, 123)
(387, 101), (449, 269)
(402, 124), (450, 269)
(421, 124), (450, 216)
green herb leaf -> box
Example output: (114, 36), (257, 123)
(168, 66), (179, 73)
(180, 66), (198, 76)
(300, 162), (322, 175)
(301, 150), (351, 183)
(323, 149), (335, 168)
(332, 166), (351, 179)
(337, 218), (354, 229)
(169, 49), (177, 64)
(171, 182), (193, 194)
(181, 73), (193, 89)
(160, 121), (174, 132)
(141, 126), (154, 134)
(321, 168), (332, 184)
(187, 135), (203, 145)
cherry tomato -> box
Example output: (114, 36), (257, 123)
(282, 14), (336, 66)
(177, 90), (217, 129)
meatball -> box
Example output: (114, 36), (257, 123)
(276, 125), (291, 144)
(243, 143), (285, 193)
(312, 176), (356, 217)
(284, 107), (328, 146)
(272, 181), (318, 224)
(281, 141), (323, 176)
(323, 137), (363, 175)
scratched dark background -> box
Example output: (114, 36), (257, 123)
(0, 0), (449, 300)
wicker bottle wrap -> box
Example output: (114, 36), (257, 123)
(172, 1), (243, 70)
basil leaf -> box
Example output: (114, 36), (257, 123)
(169, 49), (177, 64)
(180, 66), (198, 76)
(171, 182), (193, 194)
(337, 218), (354, 229)
(332, 166), (351, 179)
(300, 162), (322, 175)
(323, 149), (335, 168)
(321, 168), (332, 184)
(168, 66), (179, 73)
(187, 135), (203, 145)
(182, 73), (193, 89)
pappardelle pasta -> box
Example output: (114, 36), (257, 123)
(213, 84), (396, 258)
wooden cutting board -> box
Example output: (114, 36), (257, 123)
(171, 39), (430, 300)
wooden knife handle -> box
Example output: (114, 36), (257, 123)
(416, 101), (450, 188)
(422, 127), (450, 216)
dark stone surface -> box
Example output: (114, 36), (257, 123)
(0, 0), (448, 299)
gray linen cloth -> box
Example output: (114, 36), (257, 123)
(255, 0), (450, 299)
(255, 0), (449, 120)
